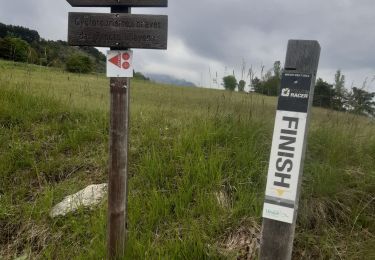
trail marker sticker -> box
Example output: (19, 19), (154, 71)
(262, 73), (313, 224)
(107, 50), (133, 78)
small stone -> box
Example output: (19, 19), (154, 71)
(50, 183), (107, 218)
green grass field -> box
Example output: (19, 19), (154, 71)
(0, 60), (374, 259)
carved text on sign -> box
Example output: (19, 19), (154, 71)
(68, 13), (168, 49)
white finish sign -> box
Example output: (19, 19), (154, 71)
(265, 111), (307, 201)
(106, 50), (134, 78)
(262, 72), (313, 224)
(262, 110), (307, 223)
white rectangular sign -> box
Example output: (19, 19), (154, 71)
(263, 203), (295, 224)
(106, 50), (133, 78)
(262, 110), (307, 223)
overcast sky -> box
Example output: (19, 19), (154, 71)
(0, 0), (374, 91)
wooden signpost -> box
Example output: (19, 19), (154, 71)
(259, 40), (321, 259)
(68, 13), (168, 49)
(67, 1), (168, 259)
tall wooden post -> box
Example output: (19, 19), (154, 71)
(108, 6), (131, 259)
(66, 1), (167, 258)
(260, 40), (321, 260)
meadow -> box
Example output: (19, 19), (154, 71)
(0, 60), (374, 259)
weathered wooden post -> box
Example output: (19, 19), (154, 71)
(260, 40), (321, 260)
(107, 7), (131, 259)
(66, 1), (168, 258)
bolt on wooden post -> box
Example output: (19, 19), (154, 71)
(260, 40), (321, 260)
(66, 1), (168, 258)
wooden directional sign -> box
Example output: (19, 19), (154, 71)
(66, 1), (168, 258)
(66, 0), (168, 7)
(68, 12), (168, 49)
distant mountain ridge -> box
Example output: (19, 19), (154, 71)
(146, 73), (196, 87)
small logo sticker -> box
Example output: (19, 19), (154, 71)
(281, 88), (291, 97)
(262, 202), (295, 224)
(281, 88), (309, 99)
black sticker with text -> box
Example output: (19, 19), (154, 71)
(277, 73), (312, 113)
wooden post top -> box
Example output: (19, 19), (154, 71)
(284, 40), (321, 75)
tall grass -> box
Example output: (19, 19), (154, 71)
(0, 60), (374, 259)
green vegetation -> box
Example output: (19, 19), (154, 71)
(347, 87), (375, 116)
(134, 71), (150, 81)
(0, 59), (374, 259)
(223, 75), (237, 91)
(238, 80), (246, 92)
(313, 78), (335, 108)
(0, 37), (34, 63)
(66, 54), (94, 74)
(0, 22), (105, 73)
(251, 61), (282, 96)
(251, 65), (375, 116)
(0, 23), (40, 43)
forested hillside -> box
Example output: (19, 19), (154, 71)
(0, 22), (106, 73)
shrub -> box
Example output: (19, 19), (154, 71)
(66, 54), (93, 73)
(223, 75), (237, 91)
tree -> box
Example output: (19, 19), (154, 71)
(5, 24), (40, 43)
(238, 80), (246, 92)
(252, 77), (262, 93)
(263, 76), (280, 96)
(0, 37), (31, 62)
(0, 37), (12, 59)
(66, 54), (94, 73)
(347, 87), (375, 116)
(0, 22), (7, 38)
(332, 70), (347, 111)
(273, 61), (282, 79)
(252, 74), (279, 96)
(80, 46), (106, 63)
(247, 66), (255, 91)
(313, 78), (334, 108)
(334, 70), (345, 92)
(27, 46), (39, 64)
(252, 61), (281, 96)
(223, 75), (237, 91)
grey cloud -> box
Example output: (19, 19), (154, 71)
(167, 1), (375, 70)
(0, 0), (374, 88)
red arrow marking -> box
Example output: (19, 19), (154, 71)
(109, 54), (121, 68)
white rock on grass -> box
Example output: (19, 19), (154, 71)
(50, 183), (107, 218)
